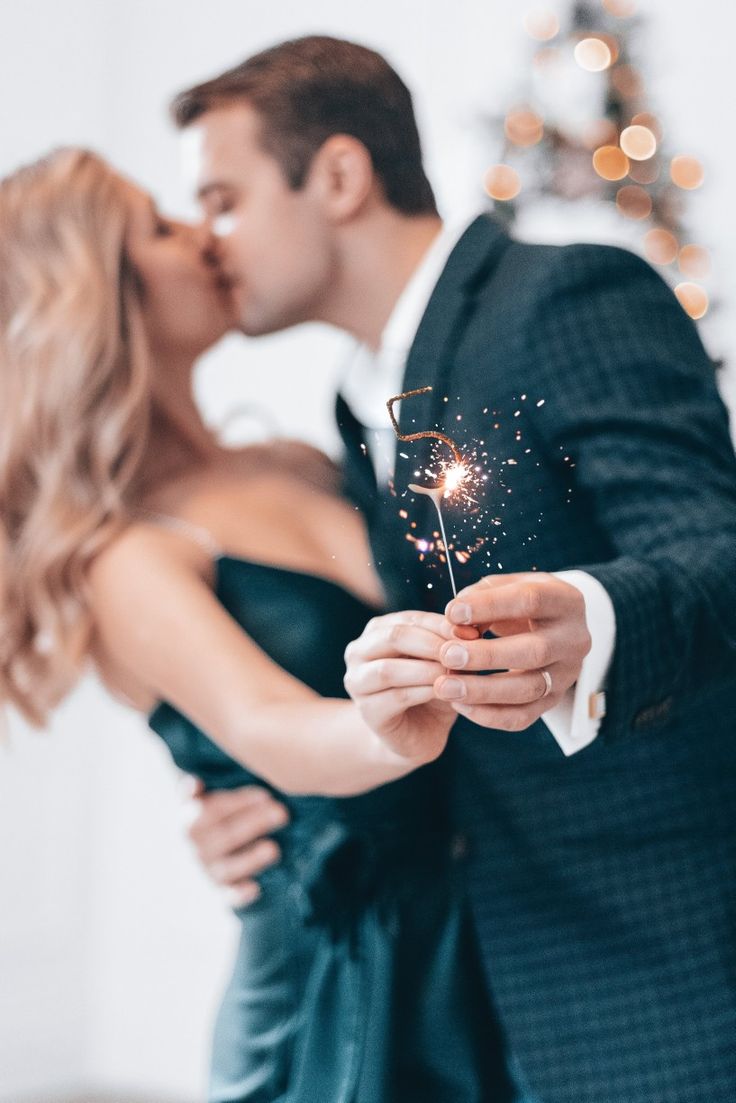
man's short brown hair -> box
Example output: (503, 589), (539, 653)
(171, 35), (438, 217)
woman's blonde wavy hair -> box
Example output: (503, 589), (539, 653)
(0, 148), (152, 726)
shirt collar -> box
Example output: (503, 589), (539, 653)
(340, 214), (475, 430)
(380, 216), (469, 357)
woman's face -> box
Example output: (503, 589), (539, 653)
(124, 182), (237, 358)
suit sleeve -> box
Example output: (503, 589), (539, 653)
(526, 243), (736, 743)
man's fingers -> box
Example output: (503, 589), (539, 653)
(434, 663), (568, 706)
(448, 700), (547, 732)
(345, 657), (445, 697)
(438, 629), (564, 673)
(446, 575), (583, 627)
(451, 624), (482, 642)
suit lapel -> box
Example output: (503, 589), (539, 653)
(336, 214), (511, 609)
(335, 393), (377, 517)
(393, 216), (512, 559)
(400, 214), (511, 414)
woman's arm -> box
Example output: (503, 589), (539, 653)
(88, 526), (454, 796)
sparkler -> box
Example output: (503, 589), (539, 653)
(386, 386), (478, 598)
(386, 386), (464, 464)
(408, 481), (459, 596)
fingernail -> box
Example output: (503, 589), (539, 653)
(230, 883), (261, 908)
(269, 806), (290, 829)
(438, 677), (467, 700)
(442, 644), (469, 669)
(260, 840), (281, 863)
(448, 602), (472, 625)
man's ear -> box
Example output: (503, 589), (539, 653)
(308, 135), (376, 222)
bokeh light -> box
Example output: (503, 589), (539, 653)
(611, 64), (644, 97)
(674, 282), (709, 319)
(582, 118), (619, 150)
(523, 9), (560, 41)
(670, 155), (705, 189)
(615, 184), (652, 219)
(628, 159), (660, 184)
(505, 107), (544, 147)
(574, 37), (613, 71)
(643, 228), (678, 265)
(484, 164), (522, 201)
(596, 33), (621, 64)
(593, 145), (630, 180)
(678, 244), (711, 279)
(620, 124), (657, 160)
(532, 45), (560, 69)
(603, 0), (637, 15)
(631, 112), (663, 141)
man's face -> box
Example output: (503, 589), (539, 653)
(188, 103), (336, 336)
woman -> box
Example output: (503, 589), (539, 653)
(0, 149), (500, 1102)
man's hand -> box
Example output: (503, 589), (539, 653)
(435, 572), (591, 731)
(184, 780), (289, 907)
(344, 610), (457, 762)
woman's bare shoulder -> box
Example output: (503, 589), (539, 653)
(87, 520), (203, 598)
(224, 438), (343, 496)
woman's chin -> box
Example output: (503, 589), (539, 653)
(201, 322), (234, 353)
(206, 300), (241, 345)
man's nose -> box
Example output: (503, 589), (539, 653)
(196, 221), (223, 267)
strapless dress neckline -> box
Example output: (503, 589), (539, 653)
(147, 554), (378, 728)
(214, 552), (381, 614)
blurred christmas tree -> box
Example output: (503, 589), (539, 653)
(483, 0), (710, 320)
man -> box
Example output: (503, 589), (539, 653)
(174, 36), (736, 1103)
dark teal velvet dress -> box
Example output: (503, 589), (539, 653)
(148, 556), (505, 1103)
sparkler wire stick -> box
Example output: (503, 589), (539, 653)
(408, 483), (458, 597)
(387, 386), (469, 599)
(386, 386), (464, 465)
(436, 505), (458, 598)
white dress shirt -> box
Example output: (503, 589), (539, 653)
(340, 217), (615, 755)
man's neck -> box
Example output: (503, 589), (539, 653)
(319, 212), (443, 350)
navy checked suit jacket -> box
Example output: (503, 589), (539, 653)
(337, 215), (736, 1103)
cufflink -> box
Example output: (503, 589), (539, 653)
(588, 691), (606, 721)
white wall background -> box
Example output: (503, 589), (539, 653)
(1, 2), (734, 1100)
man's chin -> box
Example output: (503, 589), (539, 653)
(236, 315), (287, 338)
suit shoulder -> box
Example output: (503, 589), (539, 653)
(535, 240), (667, 291)
(474, 237), (662, 306)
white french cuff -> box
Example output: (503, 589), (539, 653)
(540, 569), (617, 757)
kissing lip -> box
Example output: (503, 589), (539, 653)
(213, 271), (236, 293)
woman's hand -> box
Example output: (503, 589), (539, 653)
(184, 779), (289, 907)
(343, 611), (457, 763)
